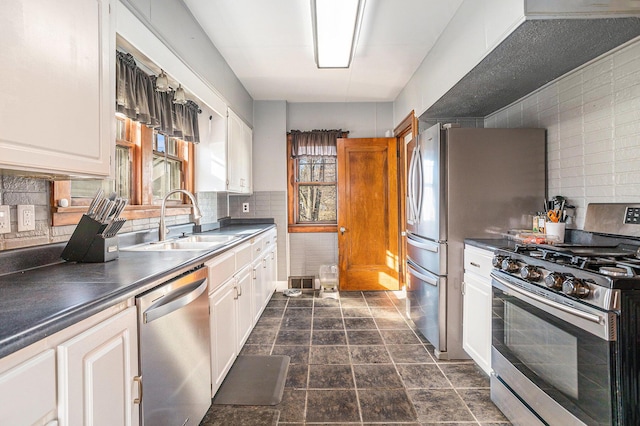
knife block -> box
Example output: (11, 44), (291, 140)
(61, 215), (120, 263)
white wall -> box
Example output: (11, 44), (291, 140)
(253, 101), (287, 192)
(485, 38), (640, 229)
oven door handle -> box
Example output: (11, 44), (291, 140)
(491, 273), (604, 325)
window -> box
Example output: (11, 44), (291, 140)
(287, 131), (347, 233)
(152, 133), (185, 202)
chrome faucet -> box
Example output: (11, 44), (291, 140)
(158, 189), (202, 241)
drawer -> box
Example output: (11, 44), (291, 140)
(251, 236), (264, 260)
(206, 250), (236, 292)
(464, 245), (494, 279)
(235, 242), (252, 270)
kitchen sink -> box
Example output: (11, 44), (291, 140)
(121, 234), (240, 252)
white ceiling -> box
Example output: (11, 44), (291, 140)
(182, 0), (464, 102)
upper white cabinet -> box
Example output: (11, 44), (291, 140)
(0, 0), (114, 178)
(227, 109), (252, 193)
(196, 106), (227, 192)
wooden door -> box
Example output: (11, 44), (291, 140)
(337, 138), (399, 291)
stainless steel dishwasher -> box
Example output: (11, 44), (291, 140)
(136, 266), (211, 426)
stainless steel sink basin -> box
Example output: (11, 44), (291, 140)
(122, 235), (239, 252)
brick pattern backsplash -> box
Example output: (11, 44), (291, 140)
(485, 39), (640, 229)
(289, 232), (338, 278)
(229, 191), (287, 281)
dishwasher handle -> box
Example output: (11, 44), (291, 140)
(143, 278), (207, 323)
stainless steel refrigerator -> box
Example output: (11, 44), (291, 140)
(405, 123), (546, 360)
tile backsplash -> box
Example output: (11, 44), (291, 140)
(485, 38), (640, 229)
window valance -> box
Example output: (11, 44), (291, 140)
(289, 129), (348, 157)
(116, 51), (200, 143)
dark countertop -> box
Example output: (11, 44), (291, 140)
(464, 238), (517, 252)
(0, 223), (275, 360)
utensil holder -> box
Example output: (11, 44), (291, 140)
(545, 221), (566, 244)
(61, 215), (122, 262)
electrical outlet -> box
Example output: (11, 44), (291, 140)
(242, 203), (250, 213)
(17, 205), (35, 232)
(0, 205), (10, 234)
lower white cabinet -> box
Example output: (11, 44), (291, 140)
(57, 306), (139, 426)
(235, 266), (253, 349)
(0, 349), (57, 425)
(209, 280), (238, 395)
(462, 244), (494, 375)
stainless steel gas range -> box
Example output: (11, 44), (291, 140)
(490, 203), (640, 426)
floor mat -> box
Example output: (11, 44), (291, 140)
(213, 355), (290, 406)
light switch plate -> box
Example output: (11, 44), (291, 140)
(0, 205), (10, 234)
(17, 205), (35, 232)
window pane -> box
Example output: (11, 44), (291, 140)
(155, 133), (166, 153)
(116, 117), (127, 141)
(298, 156), (336, 182)
(298, 185), (337, 222)
(152, 154), (182, 201)
(71, 180), (114, 199)
(114, 145), (131, 199)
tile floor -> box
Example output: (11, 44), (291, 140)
(200, 290), (510, 426)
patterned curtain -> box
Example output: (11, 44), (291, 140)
(115, 51), (200, 143)
(289, 129), (347, 157)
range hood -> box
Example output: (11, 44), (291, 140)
(420, 16), (640, 119)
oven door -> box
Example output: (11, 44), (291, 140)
(491, 271), (618, 426)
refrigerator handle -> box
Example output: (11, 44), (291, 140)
(407, 263), (438, 287)
(407, 145), (418, 224)
(414, 144), (423, 224)
(406, 235), (439, 253)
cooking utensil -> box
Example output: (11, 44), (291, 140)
(547, 210), (560, 223)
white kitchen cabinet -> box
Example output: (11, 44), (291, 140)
(196, 106), (227, 192)
(227, 108), (252, 193)
(0, 0), (114, 178)
(57, 306), (139, 426)
(0, 349), (57, 425)
(252, 256), (266, 325)
(462, 244), (494, 375)
(236, 265), (253, 348)
(209, 279), (238, 396)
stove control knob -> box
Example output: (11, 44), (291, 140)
(492, 255), (505, 268)
(520, 265), (541, 281)
(544, 273), (564, 290)
(501, 258), (520, 273)
(562, 277), (591, 299)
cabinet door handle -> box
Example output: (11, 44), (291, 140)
(470, 262), (481, 268)
(461, 281), (466, 296)
(234, 286), (239, 299)
(133, 376), (143, 404)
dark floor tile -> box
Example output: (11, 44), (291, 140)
(359, 388), (417, 422)
(386, 344), (434, 364)
(341, 307), (372, 318)
(312, 330), (347, 345)
(239, 344), (272, 356)
(283, 307), (313, 318)
(314, 297), (341, 307)
(346, 329), (384, 345)
(309, 345), (350, 364)
(260, 307), (285, 318)
(370, 307), (403, 318)
(374, 316), (411, 329)
(313, 317), (344, 330)
(344, 317), (377, 330)
(458, 389), (509, 423)
(339, 291), (363, 298)
(480, 423), (512, 426)
(366, 297), (396, 308)
(362, 291), (390, 298)
(266, 299), (287, 308)
(407, 388), (475, 422)
(349, 345), (391, 364)
(339, 297), (368, 308)
(397, 363), (451, 389)
(313, 307), (343, 318)
(199, 405), (279, 426)
(276, 330), (311, 345)
(380, 329), (422, 345)
(271, 345), (310, 364)
(245, 327), (278, 345)
(287, 298), (314, 307)
(255, 316), (282, 327)
(275, 389), (306, 423)
(306, 389), (360, 423)
(285, 364), (308, 389)
(440, 363), (490, 388)
(308, 364), (354, 388)
(280, 315), (312, 330)
(353, 364), (403, 388)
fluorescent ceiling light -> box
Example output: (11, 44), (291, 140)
(312, 0), (364, 68)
